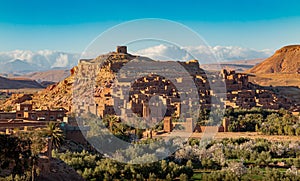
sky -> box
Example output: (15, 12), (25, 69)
(1, 0), (300, 53)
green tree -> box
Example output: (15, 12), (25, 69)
(44, 121), (64, 149)
(295, 127), (300, 136)
(0, 134), (31, 177)
(4, 105), (13, 112)
(102, 115), (125, 134)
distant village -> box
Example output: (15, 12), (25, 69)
(75, 46), (300, 134)
(0, 102), (89, 145)
(0, 46), (299, 143)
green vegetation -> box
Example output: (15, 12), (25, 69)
(50, 137), (300, 180)
(52, 150), (193, 180)
(201, 166), (300, 181)
(199, 107), (300, 136)
(181, 138), (300, 180)
(0, 121), (64, 180)
(1, 108), (300, 180)
(2, 131), (300, 180)
(44, 121), (64, 148)
(259, 113), (300, 136)
(0, 135), (31, 174)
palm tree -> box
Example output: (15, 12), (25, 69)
(44, 121), (64, 151)
(103, 115), (124, 134)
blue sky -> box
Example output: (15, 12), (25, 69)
(0, 0), (300, 52)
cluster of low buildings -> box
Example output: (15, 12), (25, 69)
(0, 103), (66, 134)
(0, 103), (88, 144)
(1, 46), (300, 137)
(74, 46), (299, 134)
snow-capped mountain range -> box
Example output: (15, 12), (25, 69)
(0, 46), (273, 74)
(0, 50), (80, 74)
(134, 45), (272, 63)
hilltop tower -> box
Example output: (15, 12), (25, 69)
(116, 46), (127, 54)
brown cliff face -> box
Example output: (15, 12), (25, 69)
(247, 45), (300, 74)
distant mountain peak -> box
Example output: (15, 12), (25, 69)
(247, 45), (300, 74)
(9, 58), (25, 62)
(0, 50), (80, 74)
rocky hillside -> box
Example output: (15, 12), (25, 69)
(247, 45), (300, 74)
(16, 53), (138, 111)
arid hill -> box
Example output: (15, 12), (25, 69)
(247, 45), (300, 74)
(18, 53), (163, 111)
(12, 69), (70, 83)
(0, 76), (43, 89)
(245, 45), (300, 88)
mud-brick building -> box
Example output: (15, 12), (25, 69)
(0, 112), (16, 119)
(15, 103), (66, 121)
